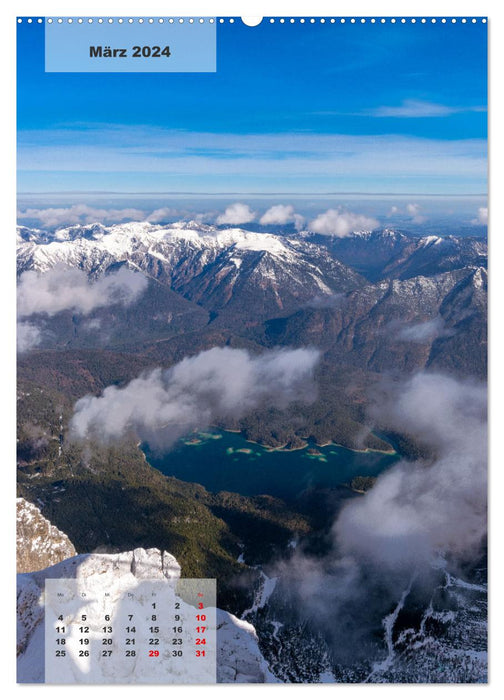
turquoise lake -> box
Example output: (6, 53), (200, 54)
(143, 431), (399, 501)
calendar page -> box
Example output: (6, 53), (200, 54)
(44, 577), (216, 683)
(16, 13), (488, 684)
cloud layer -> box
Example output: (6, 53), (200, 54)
(275, 372), (487, 660)
(17, 321), (42, 353)
(17, 126), (487, 196)
(16, 266), (148, 353)
(369, 99), (486, 119)
(17, 204), (146, 229)
(309, 209), (379, 237)
(17, 266), (148, 318)
(386, 202), (427, 223)
(406, 202), (426, 224)
(70, 346), (320, 448)
(259, 204), (304, 230)
(396, 317), (449, 342)
(472, 206), (488, 225)
(337, 372), (486, 571)
(146, 207), (179, 224)
(216, 203), (256, 225)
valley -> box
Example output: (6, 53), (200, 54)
(16, 218), (488, 681)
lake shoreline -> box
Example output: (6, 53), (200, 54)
(221, 427), (396, 456)
(142, 428), (400, 501)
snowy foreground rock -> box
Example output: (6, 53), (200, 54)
(17, 547), (275, 683)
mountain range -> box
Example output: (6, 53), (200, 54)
(17, 222), (486, 352)
(17, 221), (486, 448)
(16, 219), (488, 683)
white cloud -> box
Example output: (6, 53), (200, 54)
(386, 203), (427, 223)
(370, 99), (485, 118)
(70, 346), (320, 447)
(82, 318), (102, 331)
(146, 207), (177, 224)
(259, 204), (305, 230)
(17, 266), (148, 318)
(17, 126), (487, 194)
(17, 322), (42, 353)
(471, 207), (488, 225)
(309, 209), (379, 237)
(396, 317), (450, 343)
(274, 372), (487, 662)
(305, 293), (344, 309)
(216, 203), (256, 225)
(336, 373), (486, 570)
(17, 204), (145, 229)
(406, 202), (426, 224)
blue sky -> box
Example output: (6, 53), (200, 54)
(17, 18), (487, 194)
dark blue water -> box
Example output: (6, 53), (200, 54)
(143, 430), (399, 500)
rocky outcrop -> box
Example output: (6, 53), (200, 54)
(17, 498), (76, 573)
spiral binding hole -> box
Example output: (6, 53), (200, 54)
(20, 16), (489, 26)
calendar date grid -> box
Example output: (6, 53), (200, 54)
(44, 578), (216, 683)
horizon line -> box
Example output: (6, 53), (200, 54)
(18, 191), (488, 197)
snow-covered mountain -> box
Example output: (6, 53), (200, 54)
(16, 220), (487, 375)
(265, 265), (487, 377)
(17, 222), (487, 320)
(17, 546), (275, 684)
(309, 228), (487, 282)
(15, 219), (488, 684)
(17, 221), (364, 317)
(250, 566), (487, 683)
